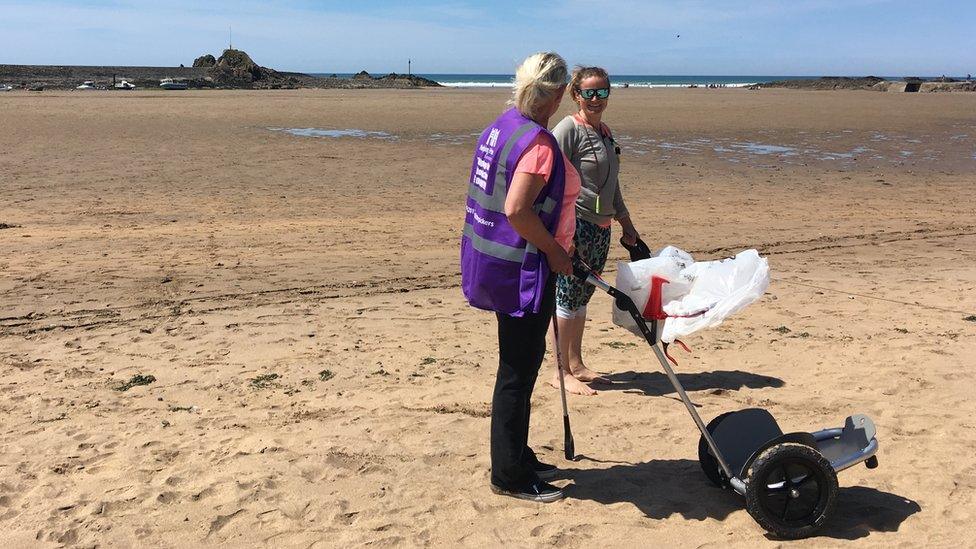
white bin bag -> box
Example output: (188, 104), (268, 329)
(611, 247), (769, 343)
(660, 249), (769, 343)
(611, 253), (692, 338)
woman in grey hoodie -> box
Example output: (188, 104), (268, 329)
(550, 66), (641, 396)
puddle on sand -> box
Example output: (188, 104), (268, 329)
(615, 131), (976, 167)
(268, 127), (485, 145)
(656, 141), (700, 152)
(427, 131), (482, 145)
(267, 127), (397, 140)
(266, 126), (976, 166)
(730, 142), (798, 155)
(818, 145), (873, 160)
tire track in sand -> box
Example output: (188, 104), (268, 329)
(2, 225), (973, 336)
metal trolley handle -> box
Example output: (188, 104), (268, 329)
(572, 258), (739, 484)
(573, 259), (657, 346)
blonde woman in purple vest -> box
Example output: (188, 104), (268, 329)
(460, 52), (581, 502)
(549, 66), (641, 396)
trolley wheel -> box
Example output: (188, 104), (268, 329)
(698, 412), (734, 488)
(745, 442), (838, 539)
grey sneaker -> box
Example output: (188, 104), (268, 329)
(491, 480), (564, 503)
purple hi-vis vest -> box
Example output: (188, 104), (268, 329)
(461, 108), (566, 316)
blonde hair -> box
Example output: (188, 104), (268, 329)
(569, 65), (611, 99)
(509, 52), (569, 121)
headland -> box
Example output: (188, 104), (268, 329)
(0, 48), (441, 90)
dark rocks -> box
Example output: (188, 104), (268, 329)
(342, 70), (441, 88)
(761, 76), (886, 90)
(0, 51), (442, 90)
(759, 75), (975, 93)
(193, 54), (216, 68)
(922, 81), (976, 92)
(215, 49), (259, 75)
(206, 49), (305, 89)
(209, 49), (265, 86)
(377, 72), (441, 87)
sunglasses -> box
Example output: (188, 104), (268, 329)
(578, 87), (610, 100)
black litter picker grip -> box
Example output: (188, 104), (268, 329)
(571, 257), (592, 282)
(620, 236), (652, 262)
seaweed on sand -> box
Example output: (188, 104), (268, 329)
(250, 373), (280, 389)
(116, 374), (156, 392)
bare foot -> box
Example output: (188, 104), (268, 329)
(570, 364), (611, 385)
(549, 370), (598, 396)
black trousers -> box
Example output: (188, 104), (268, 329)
(490, 277), (555, 489)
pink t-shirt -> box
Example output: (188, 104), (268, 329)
(513, 134), (581, 252)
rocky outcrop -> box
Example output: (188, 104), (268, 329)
(344, 71), (440, 87)
(920, 81), (976, 92)
(215, 49), (260, 77)
(209, 49), (262, 85)
(376, 73), (441, 87)
(202, 49), (305, 89)
(0, 49), (443, 90)
(192, 54), (216, 68)
(761, 77), (885, 90)
(761, 76), (975, 93)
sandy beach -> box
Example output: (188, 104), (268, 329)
(1, 87), (975, 547)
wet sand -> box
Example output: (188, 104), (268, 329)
(1, 88), (975, 547)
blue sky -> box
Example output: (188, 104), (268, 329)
(1, 0), (973, 75)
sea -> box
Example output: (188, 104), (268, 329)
(311, 73), (810, 88)
(309, 73), (959, 88)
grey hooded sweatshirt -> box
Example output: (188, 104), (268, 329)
(552, 114), (629, 227)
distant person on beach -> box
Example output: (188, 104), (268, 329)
(460, 52), (579, 503)
(549, 66), (641, 396)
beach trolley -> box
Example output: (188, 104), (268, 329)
(571, 253), (880, 539)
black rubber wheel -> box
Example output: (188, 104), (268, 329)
(745, 442), (838, 539)
(698, 411), (734, 488)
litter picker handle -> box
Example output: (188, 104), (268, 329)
(551, 316), (575, 461)
(574, 253), (737, 483)
(572, 258), (658, 345)
(571, 258), (595, 284)
(571, 257), (612, 291)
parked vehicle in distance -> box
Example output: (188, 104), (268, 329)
(114, 80), (136, 90)
(76, 80), (97, 90)
(0, 84), (13, 92)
